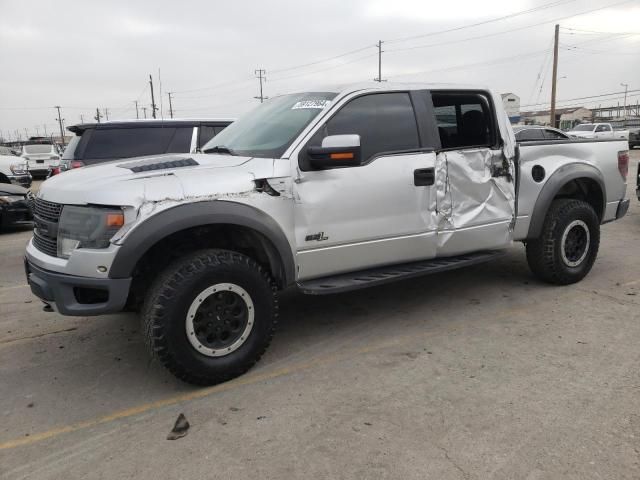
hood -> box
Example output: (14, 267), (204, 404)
(37, 152), (275, 206)
(0, 154), (24, 166)
(0, 183), (28, 196)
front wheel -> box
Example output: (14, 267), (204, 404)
(526, 199), (600, 285)
(142, 249), (278, 385)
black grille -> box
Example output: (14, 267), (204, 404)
(33, 230), (58, 257)
(33, 198), (63, 257)
(34, 198), (63, 222)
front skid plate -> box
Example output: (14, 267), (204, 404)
(297, 250), (505, 295)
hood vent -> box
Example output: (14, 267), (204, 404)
(118, 156), (199, 173)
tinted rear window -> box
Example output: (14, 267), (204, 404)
(24, 144), (54, 154)
(81, 127), (193, 161)
(516, 129), (545, 141)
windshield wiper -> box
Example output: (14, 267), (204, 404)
(203, 145), (237, 155)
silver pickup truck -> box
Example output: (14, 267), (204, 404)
(24, 83), (630, 385)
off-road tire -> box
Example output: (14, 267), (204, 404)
(526, 199), (600, 285)
(141, 249), (278, 385)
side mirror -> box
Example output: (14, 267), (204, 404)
(306, 134), (361, 170)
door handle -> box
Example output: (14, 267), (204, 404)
(414, 168), (435, 186)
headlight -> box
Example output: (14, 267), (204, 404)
(0, 195), (23, 204)
(10, 163), (28, 174)
(57, 205), (124, 258)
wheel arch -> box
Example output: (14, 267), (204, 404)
(527, 163), (605, 240)
(109, 201), (295, 289)
(0, 172), (10, 184)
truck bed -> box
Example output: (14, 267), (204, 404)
(514, 138), (628, 241)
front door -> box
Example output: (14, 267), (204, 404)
(292, 92), (439, 281)
(429, 91), (516, 256)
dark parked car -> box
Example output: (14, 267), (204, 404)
(50, 118), (234, 176)
(513, 125), (570, 141)
(629, 128), (639, 149)
(0, 183), (33, 229)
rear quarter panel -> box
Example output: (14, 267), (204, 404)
(514, 139), (628, 240)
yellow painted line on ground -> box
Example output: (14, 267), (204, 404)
(0, 349), (353, 451)
(0, 303), (534, 451)
(0, 327), (78, 345)
(0, 284), (29, 291)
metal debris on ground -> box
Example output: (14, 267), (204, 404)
(166, 413), (190, 440)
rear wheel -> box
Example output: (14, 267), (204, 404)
(526, 199), (600, 285)
(142, 249), (278, 385)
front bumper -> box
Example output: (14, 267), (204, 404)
(1, 199), (33, 227)
(25, 258), (131, 316)
(8, 174), (32, 189)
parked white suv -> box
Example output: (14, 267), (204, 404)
(25, 83), (629, 385)
(21, 143), (60, 179)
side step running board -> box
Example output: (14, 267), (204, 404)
(297, 250), (504, 295)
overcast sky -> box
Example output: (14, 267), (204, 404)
(0, 0), (639, 141)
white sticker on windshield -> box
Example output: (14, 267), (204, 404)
(291, 100), (331, 110)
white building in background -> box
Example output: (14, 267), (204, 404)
(501, 93), (520, 124)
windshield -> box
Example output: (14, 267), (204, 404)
(203, 92), (337, 158)
(571, 124), (594, 131)
(23, 144), (54, 154)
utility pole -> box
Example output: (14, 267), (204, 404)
(149, 74), (158, 118)
(94, 107), (103, 123)
(134, 100), (139, 119)
(254, 69), (267, 103)
(43, 124), (47, 136)
(54, 105), (66, 146)
(104, 108), (109, 121)
(80, 114), (84, 123)
(142, 106), (148, 119)
(24, 128), (29, 139)
(167, 92), (174, 118)
(621, 82), (629, 124)
(549, 24), (560, 128)
(374, 40), (385, 82)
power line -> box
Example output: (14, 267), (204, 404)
(387, 48), (548, 79)
(385, 0), (578, 44)
(269, 52), (378, 83)
(269, 45), (374, 74)
(522, 88), (640, 108)
(385, 0), (637, 54)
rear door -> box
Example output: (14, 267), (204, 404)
(428, 91), (516, 256)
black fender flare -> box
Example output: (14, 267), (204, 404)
(108, 201), (295, 286)
(527, 163), (606, 239)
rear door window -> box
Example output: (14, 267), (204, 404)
(543, 129), (567, 140)
(431, 92), (496, 150)
(516, 129), (545, 141)
(81, 127), (192, 161)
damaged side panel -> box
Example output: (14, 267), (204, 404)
(435, 148), (515, 256)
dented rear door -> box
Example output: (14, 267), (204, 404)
(427, 90), (516, 256)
